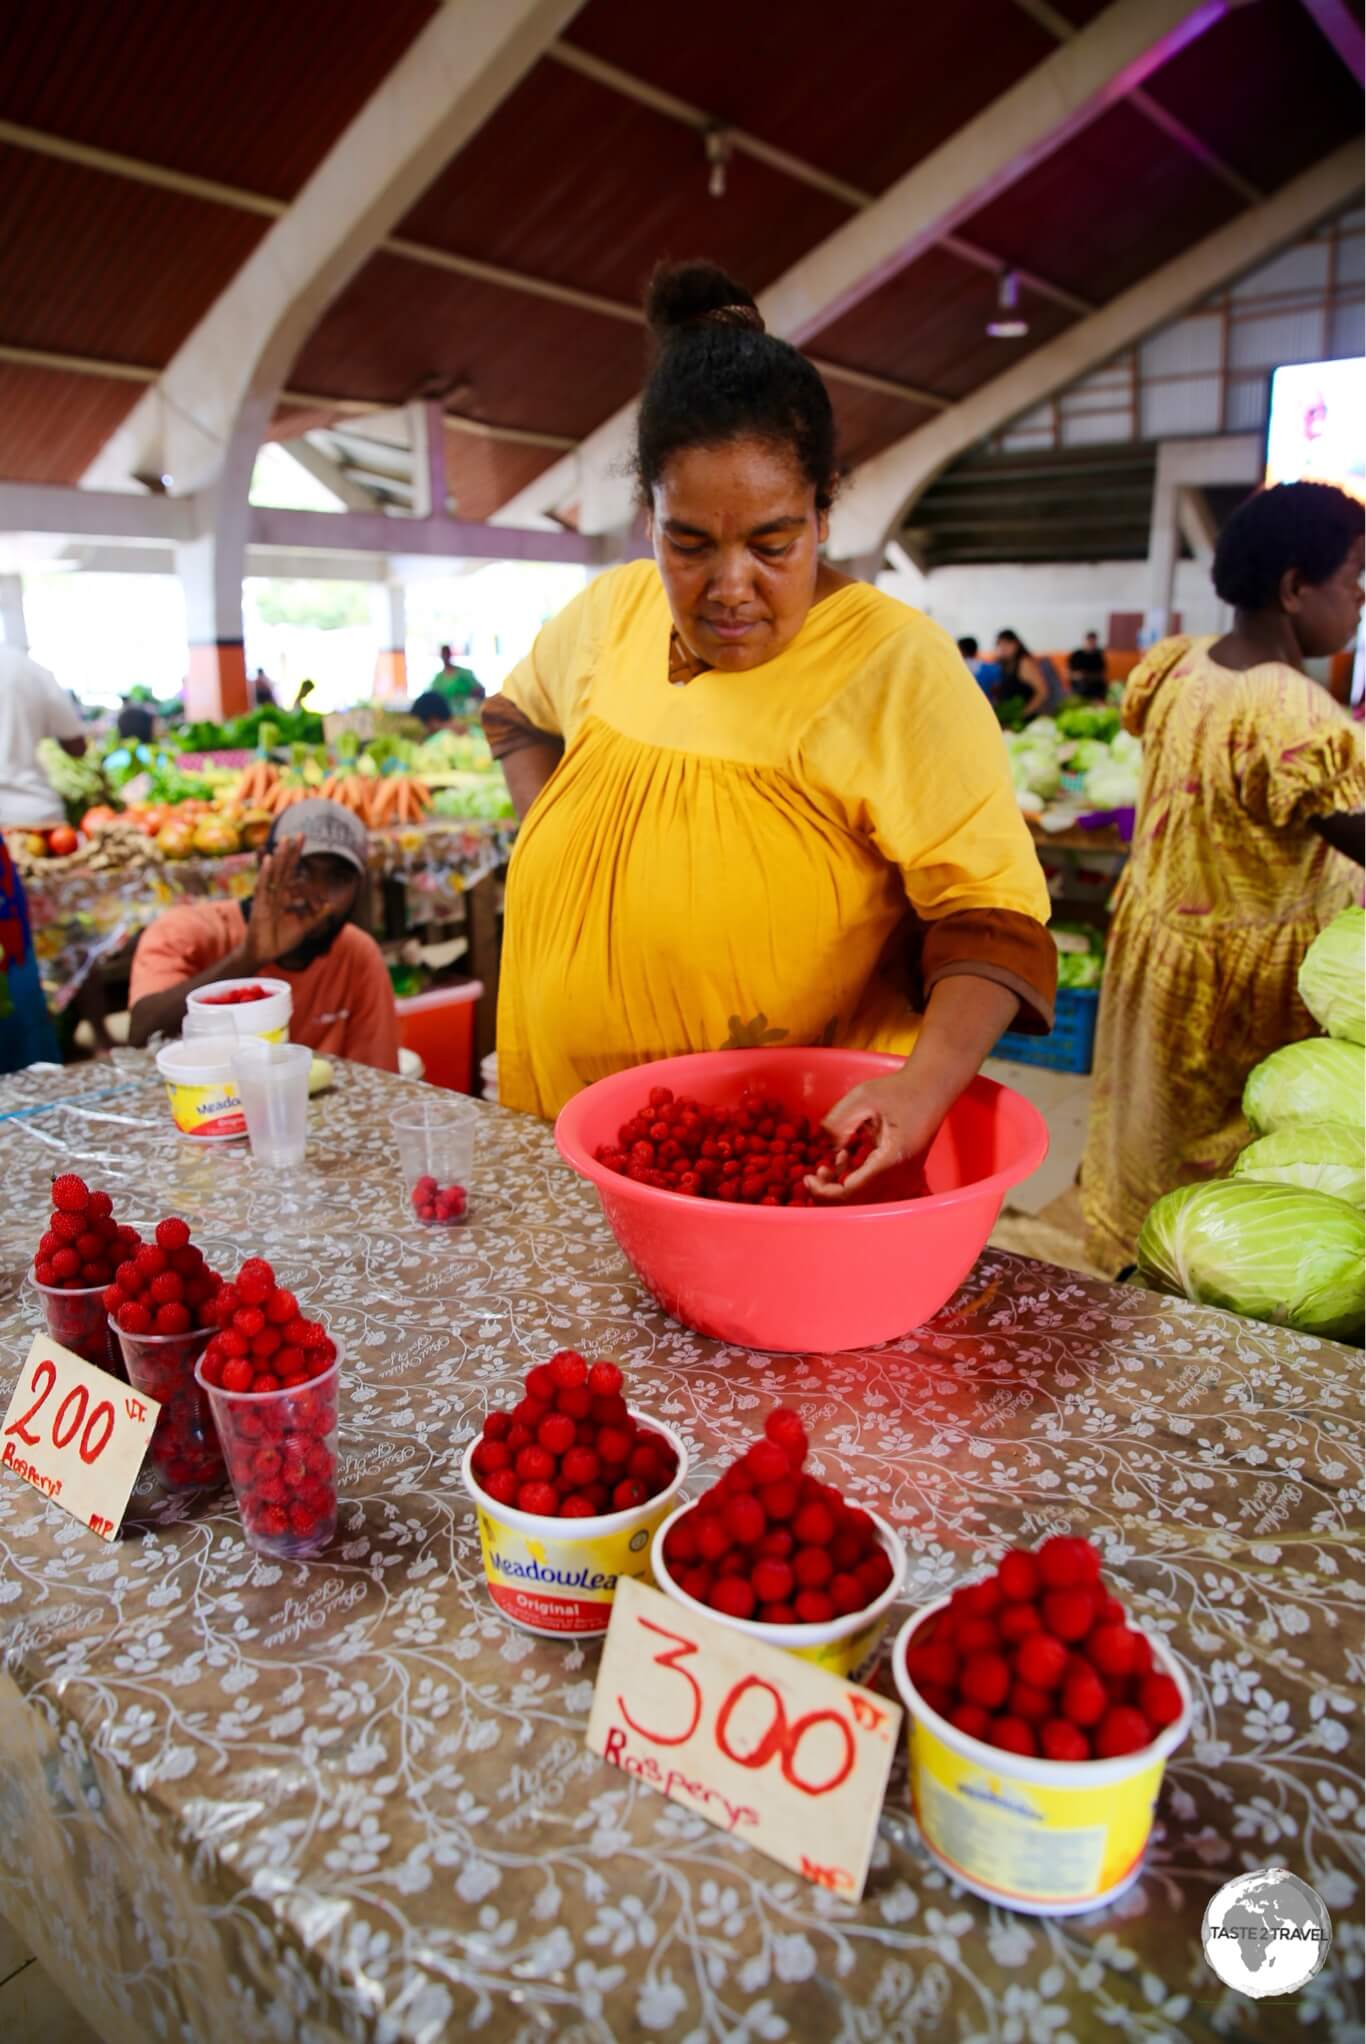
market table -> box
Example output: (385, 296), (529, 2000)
(0, 1057), (1360, 2044)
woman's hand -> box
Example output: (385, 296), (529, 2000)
(807, 1068), (943, 1198)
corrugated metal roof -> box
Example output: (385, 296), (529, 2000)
(0, 363), (140, 483)
(0, 0), (438, 200)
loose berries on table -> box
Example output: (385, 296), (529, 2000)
(901, 1534), (1184, 1762)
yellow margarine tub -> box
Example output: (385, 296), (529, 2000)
(461, 1413), (688, 1636)
(892, 1598), (1193, 1915)
(652, 1500), (905, 1680)
(156, 1039), (247, 1142)
(184, 976), (291, 1044)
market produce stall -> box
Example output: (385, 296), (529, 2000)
(0, 1056), (1359, 2043)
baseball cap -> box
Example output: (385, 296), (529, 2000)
(266, 798), (368, 876)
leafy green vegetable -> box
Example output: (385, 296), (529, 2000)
(1137, 1178), (1364, 1342)
(1057, 704), (1121, 741)
(1232, 1123), (1364, 1207)
(1299, 907), (1365, 1045)
(1243, 1038), (1365, 1136)
(172, 705), (325, 753)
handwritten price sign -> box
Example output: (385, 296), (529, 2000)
(587, 1578), (901, 1898)
(1, 1335), (160, 1541)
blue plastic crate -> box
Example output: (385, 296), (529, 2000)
(994, 984), (1100, 1075)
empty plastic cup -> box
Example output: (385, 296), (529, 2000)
(196, 1351), (341, 1559)
(115, 1323), (224, 1492)
(231, 1039), (312, 1166)
(392, 1104), (475, 1226)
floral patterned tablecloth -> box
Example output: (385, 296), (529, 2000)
(0, 1057), (1360, 2044)
(22, 820), (513, 1012)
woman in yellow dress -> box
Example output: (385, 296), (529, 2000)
(484, 261), (1055, 1188)
(1082, 481), (1365, 1271)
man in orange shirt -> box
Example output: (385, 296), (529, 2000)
(129, 799), (399, 1071)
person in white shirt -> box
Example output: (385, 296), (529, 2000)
(0, 647), (87, 828)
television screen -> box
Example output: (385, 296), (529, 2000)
(1265, 359), (1366, 502)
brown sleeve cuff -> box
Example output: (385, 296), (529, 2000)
(481, 695), (565, 764)
(922, 909), (1057, 1034)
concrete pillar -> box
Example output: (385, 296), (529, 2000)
(373, 582), (408, 699)
(0, 574), (27, 651)
(175, 399), (265, 720)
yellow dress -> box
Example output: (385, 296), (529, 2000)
(495, 561), (1049, 1117)
(1082, 636), (1364, 1271)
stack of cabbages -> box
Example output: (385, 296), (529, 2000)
(1137, 907), (1365, 1344)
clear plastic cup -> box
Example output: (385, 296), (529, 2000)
(30, 1269), (120, 1374)
(230, 1039), (312, 1167)
(115, 1323), (224, 1493)
(392, 1104), (475, 1226)
(196, 1351), (341, 1559)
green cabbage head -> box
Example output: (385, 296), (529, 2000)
(1232, 1122), (1364, 1207)
(1137, 1179), (1364, 1342)
(1299, 907), (1365, 1044)
(1243, 1038), (1365, 1136)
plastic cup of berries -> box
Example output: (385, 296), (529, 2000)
(115, 1322), (224, 1493)
(393, 1106), (475, 1227)
(196, 1343), (341, 1561)
(461, 1358), (688, 1636)
(29, 1269), (121, 1374)
(890, 1535), (1194, 1916)
(652, 1497), (906, 1681)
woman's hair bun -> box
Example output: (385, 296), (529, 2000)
(644, 260), (764, 341)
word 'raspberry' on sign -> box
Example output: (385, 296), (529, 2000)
(1, 1335), (161, 1542)
(586, 1577), (902, 1899)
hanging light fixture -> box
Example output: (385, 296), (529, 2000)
(705, 125), (732, 200)
(987, 270), (1029, 340)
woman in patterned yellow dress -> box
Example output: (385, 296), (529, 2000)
(1082, 482), (1365, 1271)
(484, 261), (1055, 1189)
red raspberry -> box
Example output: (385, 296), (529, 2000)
(87, 1191), (113, 1221)
(149, 1272), (184, 1305)
(250, 1373), (281, 1394)
(950, 1703), (991, 1741)
(483, 1469), (519, 1507)
(756, 1479), (801, 1528)
(793, 1547), (832, 1588)
(171, 1247), (204, 1277)
(756, 1528), (793, 1559)
(275, 1346), (305, 1377)
(155, 1217), (191, 1252)
(763, 1408), (808, 1461)
(1127, 1632), (1154, 1677)
(102, 1284), (125, 1315)
(556, 1385), (592, 1421)
(751, 1558), (794, 1604)
(1061, 1665), (1107, 1728)
(791, 1500), (834, 1546)
(960, 1652), (1010, 1711)
(155, 1303), (192, 1335)
(906, 1641), (959, 1690)
(956, 1617), (1000, 1655)
(238, 1257), (275, 1293)
(1042, 1589), (1096, 1642)
(117, 1301), (153, 1334)
(664, 1519), (699, 1565)
(590, 1392), (629, 1427)
(856, 1550), (894, 1601)
(51, 1248), (80, 1280)
(299, 1322), (330, 1352)
(114, 1260), (143, 1294)
(988, 1716), (1036, 1757)
(723, 1495), (765, 1546)
(560, 1446), (600, 1489)
(793, 1589), (834, 1624)
(199, 1355), (225, 1388)
(588, 1359), (623, 1397)
(51, 1174), (90, 1213)
(758, 1602), (796, 1624)
(51, 1212), (84, 1244)
(696, 1515), (732, 1562)
(1009, 1681), (1051, 1724)
(998, 1550), (1041, 1602)
(960, 1577), (1002, 1620)
(829, 1572), (866, 1616)
(37, 1230), (60, 1260)
(561, 1495), (597, 1518)
(526, 1364), (558, 1403)
(1038, 1536), (1101, 1590)
(515, 1445), (555, 1482)
(612, 1477), (648, 1511)
(222, 1358), (253, 1393)
(1014, 1633), (1067, 1690)
(1138, 1673), (1184, 1728)
(628, 1444), (668, 1487)
(483, 1411), (511, 1441)
(549, 1349), (588, 1389)
(511, 1397), (547, 1432)
(1086, 1624), (1140, 1680)
(1097, 1594), (1127, 1627)
(33, 1260), (57, 1288)
(74, 1231), (103, 1262)
(538, 1413), (576, 1457)
(596, 1426), (633, 1467)
(265, 1289), (299, 1325)
(134, 1245), (168, 1279)
(81, 1262), (111, 1286)
(745, 1440), (789, 1485)
(1042, 1720), (1091, 1762)
(1095, 1706), (1152, 1758)
(999, 1603), (1043, 1643)
(474, 1441), (510, 1475)
(516, 1481), (559, 1516)
(709, 1577), (755, 1620)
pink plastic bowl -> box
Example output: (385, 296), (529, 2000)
(555, 1048), (1048, 1353)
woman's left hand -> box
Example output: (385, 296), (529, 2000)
(807, 1069), (944, 1199)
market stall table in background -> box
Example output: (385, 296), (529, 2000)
(0, 1057), (1360, 2044)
